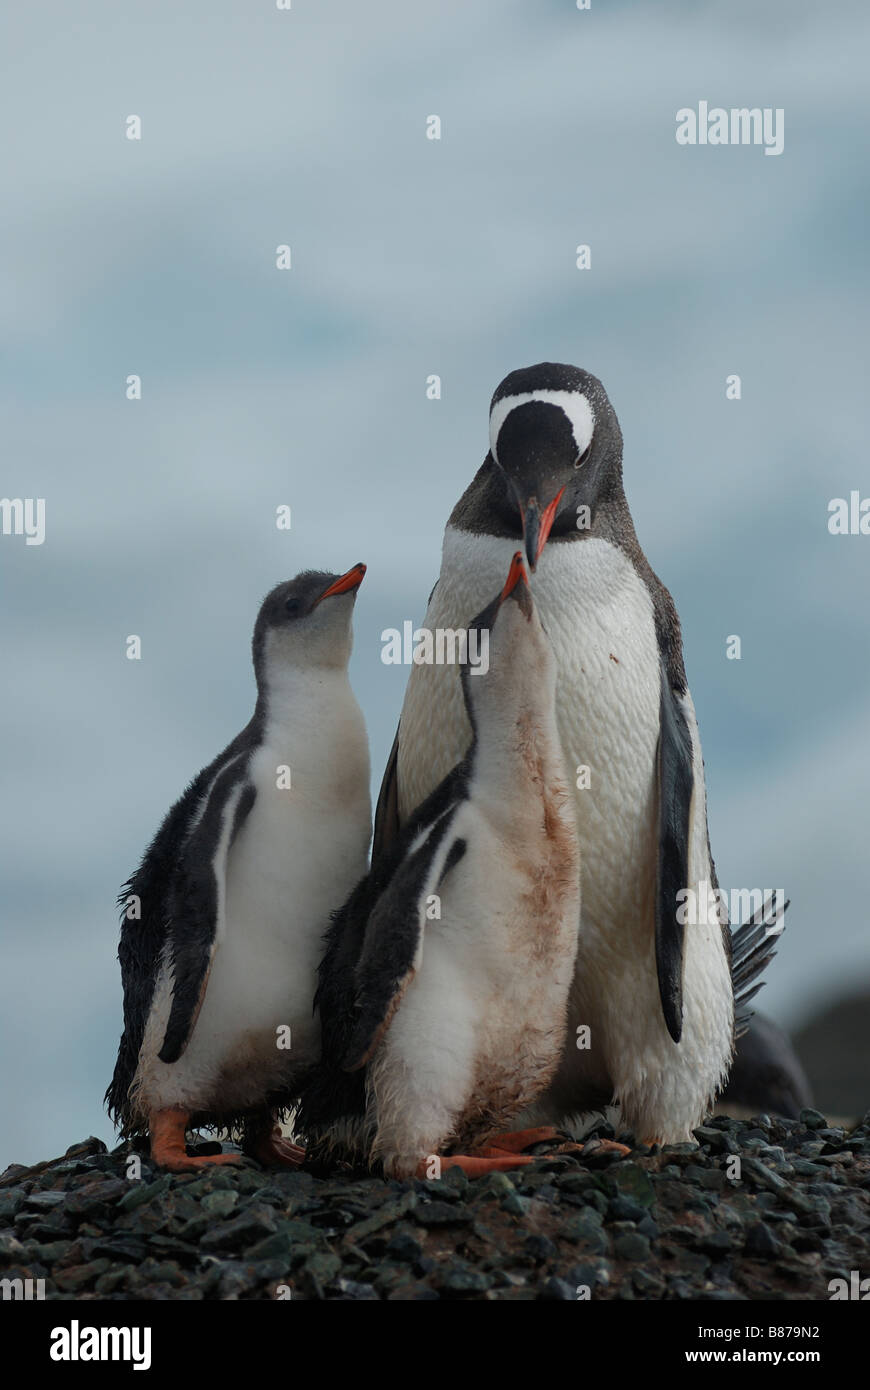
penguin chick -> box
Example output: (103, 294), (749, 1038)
(106, 565), (371, 1171)
(298, 553), (581, 1178)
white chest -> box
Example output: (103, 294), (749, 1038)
(397, 529), (662, 924)
(182, 678), (370, 1074)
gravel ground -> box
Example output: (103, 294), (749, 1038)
(1, 1110), (868, 1301)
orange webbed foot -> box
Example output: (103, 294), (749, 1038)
(583, 1137), (631, 1158)
(415, 1152), (536, 1179)
(249, 1123), (305, 1169)
(482, 1126), (566, 1154)
(149, 1108), (243, 1172)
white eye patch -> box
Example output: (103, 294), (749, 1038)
(489, 390), (595, 465)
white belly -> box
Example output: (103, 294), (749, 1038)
(396, 526), (733, 1140)
(369, 794), (580, 1176)
(135, 678), (371, 1121)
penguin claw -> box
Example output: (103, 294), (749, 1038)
(248, 1124), (306, 1169)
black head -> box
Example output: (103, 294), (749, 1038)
(252, 564), (366, 686)
(488, 363), (623, 568)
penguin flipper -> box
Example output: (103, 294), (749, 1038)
(158, 766), (256, 1064)
(342, 798), (465, 1073)
(654, 663), (695, 1044)
(371, 724), (400, 866)
(371, 581), (441, 868)
(297, 766), (466, 1145)
(730, 894), (788, 1038)
(106, 778), (208, 1130)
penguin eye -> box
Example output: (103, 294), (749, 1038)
(284, 597), (301, 617)
(575, 443), (592, 469)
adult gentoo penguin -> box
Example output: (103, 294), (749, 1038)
(297, 552), (581, 1178)
(375, 362), (778, 1145)
(106, 565), (371, 1170)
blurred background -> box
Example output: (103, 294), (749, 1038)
(2, 1), (868, 1169)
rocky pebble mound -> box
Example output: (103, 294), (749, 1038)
(1, 1110), (868, 1301)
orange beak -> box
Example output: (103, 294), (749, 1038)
(500, 551), (529, 601)
(317, 562), (367, 602)
(499, 550), (533, 618)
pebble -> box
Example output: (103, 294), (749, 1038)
(201, 1191), (239, 1218)
(199, 1208), (277, 1253)
(523, 1234), (558, 1263)
(500, 1192), (531, 1217)
(541, 1275), (576, 1300)
(744, 1221), (779, 1257)
(562, 1212), (608, 1253)
(435, 1261), (494, 1294)
(385, 1231), (423, 1263)
(613, 1231), (650, 1261)
(799, 1109), (828, 1130)
(23, 1192), (66, 1211)
(413, 1200), (473, 1228)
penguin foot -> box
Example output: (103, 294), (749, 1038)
(248, 1123), (305, 1169)
(418, 1153), (536, 1178)
(582, 1138), (631, 1158)
(423, 1127), (587, 1176)
(149, 1108), (243, 1172)
(481, 1126), (566, 1154)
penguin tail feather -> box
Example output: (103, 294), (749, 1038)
(731, 894), (789, 1039)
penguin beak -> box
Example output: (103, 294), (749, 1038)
(519, 486), (565, 571)
(499, 551), (533, 619)
(317, 563), (367, 603)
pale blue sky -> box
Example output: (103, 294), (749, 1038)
(2, 0), (868, 1167)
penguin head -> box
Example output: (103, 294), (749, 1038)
(461, 551), (555, 724)
(252, 564), (366, 683)
(488, 363), (623, 569)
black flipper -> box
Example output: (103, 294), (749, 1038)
(106, 714), (263, 1134)
(158, 763), (256, 1063)
(105, 771), (211, 1131)
(371, 580), (441, 868)
(654, 661), (695, 1043)
(295, 762), (468, 1146)
(293, 874), (375, 1148)
(342, 814), (464, 1071)
(371, 724), (400, 868)
(730, 893), (788, 1039)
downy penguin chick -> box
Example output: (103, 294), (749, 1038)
(298, 553), (580, 1178)
(106, 566), (371, 1170)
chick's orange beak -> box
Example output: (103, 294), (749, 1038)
(318, 562), (367, 602)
